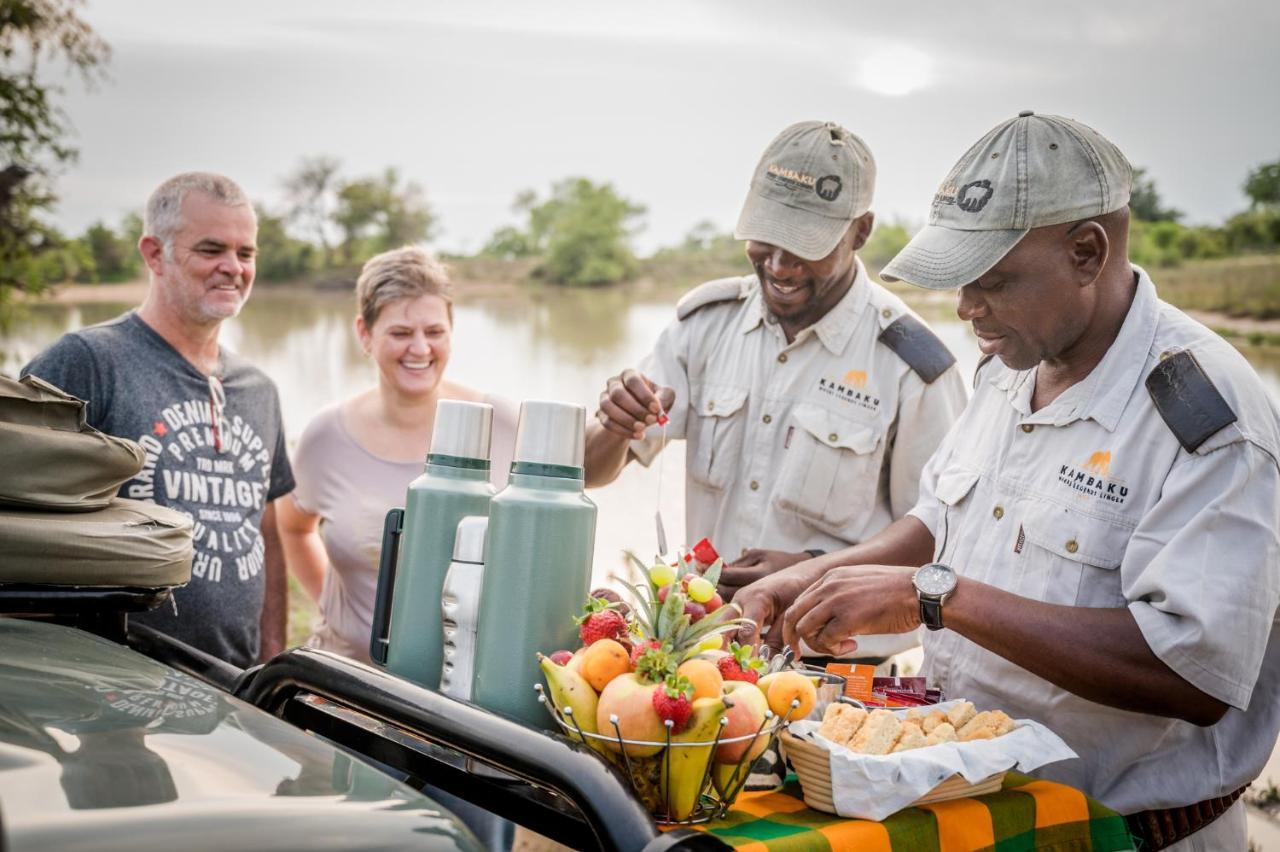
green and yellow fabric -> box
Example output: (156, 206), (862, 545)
(697, 773), (1135, 851)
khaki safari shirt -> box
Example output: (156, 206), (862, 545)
(910, 268), (1280, 813)
(632, 259), (968, 655)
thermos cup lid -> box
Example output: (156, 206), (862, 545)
(513, 400), (586, 469)
(452, 516), (489, 564)
(430, 400), (494, 461)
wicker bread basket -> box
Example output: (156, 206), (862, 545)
(778, 728), (1005, 815)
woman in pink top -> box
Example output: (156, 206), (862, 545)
(278, 247), (516, 662)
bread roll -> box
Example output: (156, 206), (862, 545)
(921, 709), (947, 734)
(892, 726), (929, 753)
(925, 722), (956, 744)
(850, 709), (901, 755)
(818, 703), (867, 746)
(946, 700), (976, 730)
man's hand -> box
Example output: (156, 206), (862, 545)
(720, 549), (810, 601)
(782, 564), (920, 657)
(596, 368), (675, 441)
(731, 560), (823, 654)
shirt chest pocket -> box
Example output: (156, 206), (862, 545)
(774, 403), (885, 532)
(1019, 501), (1133, 608)
(688, 385), (749, 492)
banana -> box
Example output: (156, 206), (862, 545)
(659, 695), (728, 821)
(539, 654), (608, 755)
(711, 761), (746, 801)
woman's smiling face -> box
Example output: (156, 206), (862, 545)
(358, 293), (453, 398)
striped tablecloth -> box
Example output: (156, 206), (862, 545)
(695, 773), (1136, 851)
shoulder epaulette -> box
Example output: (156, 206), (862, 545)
(877, 314), (956, 384)
(676, 276), (747, 321)
(1145, 350), (1237, 452)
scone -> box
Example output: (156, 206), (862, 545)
(924, 722), (957, 746)
(946, 700), (977, 730)
(921, 709), (947, 734)
(959, 709), (1016, 741)
(892, 725), (929, 753)
(818, 703), (867, 746)
(850, 709), (902, 755)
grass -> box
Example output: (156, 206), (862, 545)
(1152, 253), (1280, 320)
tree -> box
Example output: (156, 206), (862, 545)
(282, 155), (340, 266)
(1244, 159), (1280, 209)
(0, 0), (109, 309)
(860, 220), (912, 272)
(1128, 167), (1182, 223)
(483, 178), (645, 286)
(333, 168), (436, 264)
(254, 204), (320, 281)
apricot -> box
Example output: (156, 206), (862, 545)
(676, 658), (724, 701)
(765, 670), (817, 720)
(580, 638), (631, 691)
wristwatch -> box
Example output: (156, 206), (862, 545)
(912, 562), (957, 631)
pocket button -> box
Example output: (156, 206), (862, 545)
(1065, 539), (1079, 554)
(992, 505), (1004, 520)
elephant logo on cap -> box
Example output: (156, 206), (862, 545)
(815, 175), (843, 202)
(958, 179), (994, 213)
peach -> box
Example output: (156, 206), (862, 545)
(765, 670), (817, 720)
(596, 673), (666, 756)
(676, 658), (723, 702)
(580, 639), (630, 692)
(715, 680), (771, 764)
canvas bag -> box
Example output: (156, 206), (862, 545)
(0, 498), (193, 586)
(0, 373), (145, 511)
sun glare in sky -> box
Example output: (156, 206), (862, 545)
(857, 45), (934, 97)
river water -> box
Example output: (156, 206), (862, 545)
(5, 285), (1280, 843)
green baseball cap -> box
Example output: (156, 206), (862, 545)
(734, 121), (876, 262)
(881, 111), (1133, 290)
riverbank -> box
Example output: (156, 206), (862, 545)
(37, 253), (1280, 342)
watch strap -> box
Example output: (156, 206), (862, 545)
(919, 597), (944, 631)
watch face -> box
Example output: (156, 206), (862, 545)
(914, 563), (956, 596)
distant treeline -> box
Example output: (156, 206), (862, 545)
(31, 157), (1280, 290)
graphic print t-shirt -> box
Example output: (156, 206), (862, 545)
(23, 312), (295, 667)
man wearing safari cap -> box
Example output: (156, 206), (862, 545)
(734, 111), (1280, 849)
(585, 121), (967, 646)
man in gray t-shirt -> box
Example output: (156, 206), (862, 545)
(23, 172), (293, 669)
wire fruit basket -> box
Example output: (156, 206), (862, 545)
(537, 684), (801, 825)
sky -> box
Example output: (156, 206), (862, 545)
(46, 0), (1280, 255)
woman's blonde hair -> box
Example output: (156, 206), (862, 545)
(355, 246), (453, 329)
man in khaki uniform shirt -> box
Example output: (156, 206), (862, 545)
(585, 122), (967, 660)
(736, 112), (1280, 850)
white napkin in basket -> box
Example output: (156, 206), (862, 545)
(788, 699), (1077, 821)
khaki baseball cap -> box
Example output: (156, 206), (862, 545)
(881, 111), (1133, 290)
(734, 121), (876, 261)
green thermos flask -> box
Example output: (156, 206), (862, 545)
(470, 400), (596, 729)
(370, 399), (495, 688)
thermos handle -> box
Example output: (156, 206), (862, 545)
(369, 508), (405, 665)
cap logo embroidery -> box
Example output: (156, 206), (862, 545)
(957, 179), (994, 213)
(766, 163), (817, 192)
(816, 175), (843, 202)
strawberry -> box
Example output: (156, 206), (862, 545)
(576, 596), (629, 645)
(717, 642), (765, 684)
(579, 609), (627, 645)
(634, 643), (677, 684)
(652, 675), (694, 733)
(549, 650), (574, 666)
(630, 639), (661, 668)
